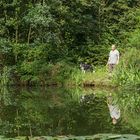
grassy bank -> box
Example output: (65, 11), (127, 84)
(0, 48), (139, 88)
(0, 62), (111, 87)
(65, 67), (112, 87)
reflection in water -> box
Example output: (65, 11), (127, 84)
(80, 93), (95, 103)
(0, 87), (139, 138)
(107, 93), (120, 125)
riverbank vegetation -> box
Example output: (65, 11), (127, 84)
(0, 0), (140, 88)
(113, 27), (140, 88)
(113, 47), (140, 88)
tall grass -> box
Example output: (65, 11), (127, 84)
(113, 48), (140, 87)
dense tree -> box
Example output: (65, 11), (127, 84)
(0, 0), (140, 85)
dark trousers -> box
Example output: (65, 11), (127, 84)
(109, 64), (116, 73)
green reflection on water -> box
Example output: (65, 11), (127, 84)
(0, 87), (139, 139)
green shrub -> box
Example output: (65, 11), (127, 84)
(113, 48), (140, 87)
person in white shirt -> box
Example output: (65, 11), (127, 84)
(107, 44), (119, 72)
(107, 94), (120, 125)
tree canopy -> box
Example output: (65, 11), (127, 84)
(0, 0), (140, 85)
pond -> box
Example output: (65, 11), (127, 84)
(0, 86), (140, 139)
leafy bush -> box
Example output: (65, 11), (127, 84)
(113, 48), (140, 87)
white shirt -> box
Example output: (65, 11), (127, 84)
(108, 50), (119, 64)
(108, 104), (120, 119)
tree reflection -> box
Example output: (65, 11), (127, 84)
(0, 87), (139, 137)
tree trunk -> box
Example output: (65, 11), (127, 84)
(29, 122), (33, 137)
(28, 25), (32, 44)
(16, 109), (20, 137)
(98, 5), (101, 43)
(15, 26), (18, 44)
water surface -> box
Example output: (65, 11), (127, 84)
(0, 87), (140, 138)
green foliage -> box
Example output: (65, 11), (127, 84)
(0, 66), (11, 86)
(0, 0), (140, 86)
(113, 48), (140, 87)
(24, 4), (53, 27)
(126, 29), (140, 49)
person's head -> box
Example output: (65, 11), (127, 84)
(112, 118), (117, 125)
(111, 44), (116, 51)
